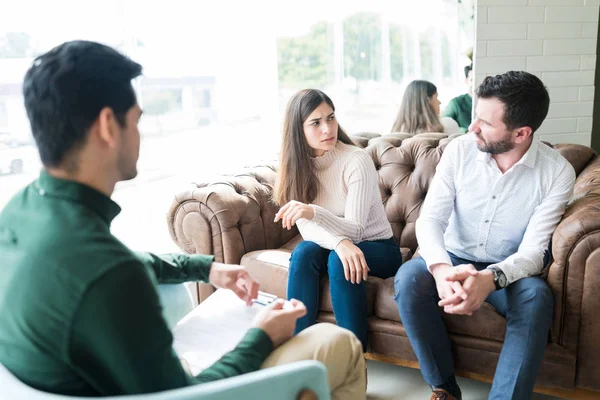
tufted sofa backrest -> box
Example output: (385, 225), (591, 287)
(350, 132), (599, 254)
(352, 134), (451, 252)
(168, 132), (598, 259)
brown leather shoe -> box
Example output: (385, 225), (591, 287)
(430, 388), (458, 400)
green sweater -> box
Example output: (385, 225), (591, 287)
(0, 172), (273, 396)
(442, 93), (473, 132)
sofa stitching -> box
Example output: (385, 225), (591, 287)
(558, 227), (600, 347)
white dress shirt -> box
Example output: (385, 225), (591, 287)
(416, 134), (576, 284)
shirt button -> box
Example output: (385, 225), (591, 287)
(479, 243), (484, 246)
(39, 189), (46, 196)
(485, 220), (490, 223)
(492, 196), (496, 199)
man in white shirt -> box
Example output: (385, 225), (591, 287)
(393, 71), (575, 400)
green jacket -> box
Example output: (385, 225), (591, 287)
(0, 172), (273, 396)
(442, 93), (473, 132)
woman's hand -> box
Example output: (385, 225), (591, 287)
(334, 239), (370, 284)
(274, 200), (315, 230)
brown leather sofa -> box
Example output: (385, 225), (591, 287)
(167, 132), (600, 394)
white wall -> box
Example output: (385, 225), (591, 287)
(475, 0), (598, 146)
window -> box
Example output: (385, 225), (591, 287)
(275, 2), (468, 133)
(0, 0), (470, 252)
(0, 101), (7, 128)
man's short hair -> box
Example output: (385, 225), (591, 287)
(23, 41), (143, 167)
(464, 64), (472, 78)
(475, 71), (550, 134)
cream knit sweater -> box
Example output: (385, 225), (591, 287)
(296, 141), (394, 250)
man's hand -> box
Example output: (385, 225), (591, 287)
(252, 299), (307, 348)
(431, 263), (476, 311)
(208, 263), (259, 306)
(440, 268), (495, 315)
(433, 264), (479, 312)
(335, 239), (370, 284)
(274, 200), (315, 230)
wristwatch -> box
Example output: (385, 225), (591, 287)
(489, 266), (507, 290)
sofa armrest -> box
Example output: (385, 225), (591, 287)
(547, 193), (600, 389)
(167, 166), (299, 264)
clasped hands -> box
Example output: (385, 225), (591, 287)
(431, 263), (496, 316)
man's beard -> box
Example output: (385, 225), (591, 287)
(475, 133), (514, 154)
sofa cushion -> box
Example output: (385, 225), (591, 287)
(375, 277), (508, 342)
(241, 249), (291, 298)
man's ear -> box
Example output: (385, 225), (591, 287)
(514, 126), (533, 144)
(95, 107), (119, 149)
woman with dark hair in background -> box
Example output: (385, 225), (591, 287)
(391, 80), (460, 135)
(273, 89), (402, 351)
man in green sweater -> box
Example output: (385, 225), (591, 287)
(442, 64), (473, 133)
(0, 41), (365, 399)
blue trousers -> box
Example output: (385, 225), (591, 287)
(287, 238), (402, 351)
(394, 253), (553, 400)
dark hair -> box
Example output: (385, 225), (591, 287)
(274, 89), (354, 205)
(464, 64), (472, 78)
(391, 80), (444, 134)
(476, 71), (549, 133)
(23, 40), (143, 167)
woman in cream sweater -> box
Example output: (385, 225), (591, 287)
(273, 89), (402, 350)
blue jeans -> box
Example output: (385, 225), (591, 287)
(287, 238), (402, 351)
(394, 253), (553, 400)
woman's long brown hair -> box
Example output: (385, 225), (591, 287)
(273, 89), (355, 206)
(391, 80), (444, 134)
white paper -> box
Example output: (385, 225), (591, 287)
(171, 289), (263, 376)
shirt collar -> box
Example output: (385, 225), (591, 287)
(36, 171), (121, 225)
(517, 137), (540, 168)
(476, 136), (540, 169)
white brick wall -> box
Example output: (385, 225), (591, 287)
(543, 38), (596, 55)
(475, 1), (599, 146)
(488, 40), (544, 56)
(580, 86), (595, 99)
(548, 86), (580, 101)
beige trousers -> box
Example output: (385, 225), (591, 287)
(261, 323), (366, 400)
